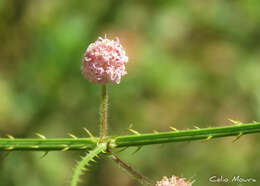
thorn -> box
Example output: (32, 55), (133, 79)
(5, 146), (14, 150)
(202, 135), (212, 143)
(228, 118), (242, 125)
(153, 130), (158, 133)
(68, 133), (78, 139)
(193, 125), (200, 129)
(169, 126), (178, 131)
(79, 145), (88, 149)
(233, 132), (243, 143)
(82, 167), (89, 171)
(40, 151), (49, 159)
(83, 128), (95, 138)
(128, 128), (140, 135)
(61, 147), (70, 152)
(6, 134), (14, 139)
(90, 158), (96, 162)
(132, 146), (142, 155)
(35, 133), (46, 139)
(30, 145), (39, 149)
(128, 123), (133, 129)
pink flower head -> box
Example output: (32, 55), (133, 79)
(82, 36), (128, 84)
(156, 176), (193, 186)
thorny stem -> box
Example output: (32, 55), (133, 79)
(0, 122), (260, 151)
(71, 143), (106, 186)
(112, 122), (260, 148)
(100, 85), (108, 138)
(0, 138), (98, 151)
(110, 153), (154, 185)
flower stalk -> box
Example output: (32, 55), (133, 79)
(100, 85), (108, 138)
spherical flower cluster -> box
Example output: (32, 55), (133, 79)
(82, 36), (128, 84)
(156, 176), (192, 186)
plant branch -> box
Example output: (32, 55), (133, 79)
(0, 122), (260, 151)
(110, 153), (153, 185)
(71, 143), (106, 186)
(0, 138), (97, 151)
(111, 122), (260, 148)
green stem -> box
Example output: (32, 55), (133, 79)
(0, 138), (97, 151)
(100, 85), (108, 138)
(110, 154), (153, 185)
(0, 122), (260, 151)
(111, 122), (260, 148)
(71, 143), (106, 186)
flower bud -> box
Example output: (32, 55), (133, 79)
(156, 175), (193, 186)
(82, 36), (128, 84)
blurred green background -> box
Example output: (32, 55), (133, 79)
(1, 0), (260, 185)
